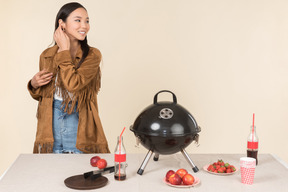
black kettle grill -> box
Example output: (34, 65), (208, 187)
(130, 90), (201, 175)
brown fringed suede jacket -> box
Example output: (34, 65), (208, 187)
(27, 45), (110, 153)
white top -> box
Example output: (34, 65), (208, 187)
(54, 74), (73, 101)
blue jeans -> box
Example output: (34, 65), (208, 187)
(52, 99), (83, 154)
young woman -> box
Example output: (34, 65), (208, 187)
(28, 2), (110, 154)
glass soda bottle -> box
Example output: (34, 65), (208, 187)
(114, 136), (127, 181)
(247, 125), (259, 165)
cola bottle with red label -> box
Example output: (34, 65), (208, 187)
(247, 125), (259, 165)
(114, 136), (127, 180)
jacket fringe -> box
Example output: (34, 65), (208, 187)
(78, 144), (111, 154)
(33, 142), (110, 154)
(33, 142), (54, 153)
(55, 68), (101, 114)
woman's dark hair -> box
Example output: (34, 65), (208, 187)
(54, 2), (89, 68)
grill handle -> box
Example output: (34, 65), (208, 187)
(153, 90), (177, 104)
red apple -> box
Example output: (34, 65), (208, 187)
(96, 159), (107, 169)
(165, 170), (175, 181)
(168, 173), (182, 185)
(90, 156), (101, 167)
(176, 168), (188, 178)
(182, 174), (195, 185)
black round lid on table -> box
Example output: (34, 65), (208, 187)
(130, 90), (201, 137)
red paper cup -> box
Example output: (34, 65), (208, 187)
(240, 157), (256, 185)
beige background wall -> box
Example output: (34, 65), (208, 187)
(1, 0), (288, 175)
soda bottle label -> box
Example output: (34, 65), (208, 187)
(115, 154), (126, 162)
(247, 141), (258, 149)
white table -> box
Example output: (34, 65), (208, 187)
(0, 153), (287, 191)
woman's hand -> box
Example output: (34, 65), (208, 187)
(31, 69), (53, 89)
(54, 21), (70, 52)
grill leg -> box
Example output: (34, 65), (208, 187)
(137, 150), (154, 175)
(153, 153), (159, 161)
(181, 148), (199, 173)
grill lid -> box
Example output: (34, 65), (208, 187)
(130, 90), (201, 137)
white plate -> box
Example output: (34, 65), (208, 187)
(203, 164), (238, 176)
(163, 176), (200, 188)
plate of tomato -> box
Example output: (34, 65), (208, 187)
(164, 169), (201, 188)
